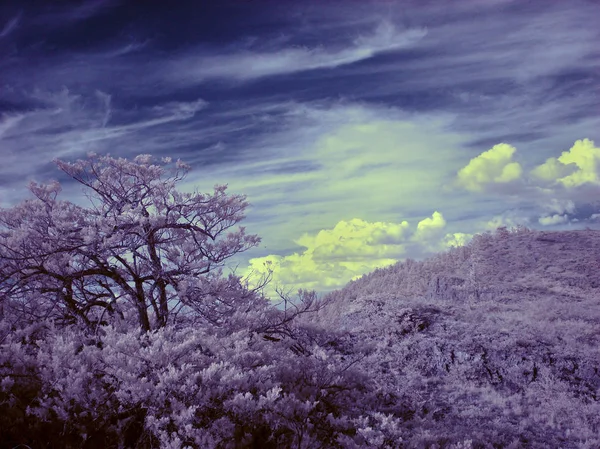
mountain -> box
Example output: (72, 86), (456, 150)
(315, 226), (600, 448)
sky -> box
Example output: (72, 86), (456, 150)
(1, 0), (600, 299)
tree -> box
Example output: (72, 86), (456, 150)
(0, 154), (411, 448)
(0, 153), (261, 331)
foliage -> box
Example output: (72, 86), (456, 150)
(316, 225), (600, 448)
(0, 154), (404, 448)
(1, 316), (402, 448)
(0, 153), (260, 331)
(2, 155), (599, 447)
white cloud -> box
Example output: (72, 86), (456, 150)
(167, 21), (426, 83)
(538, 214), (569, 226)
(0, 88), (209, 206)
(483, 212), (531, 231)
(0, 14), (20, 39)
(542, 198), (575, 215)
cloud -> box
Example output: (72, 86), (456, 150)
(530, 139), (600, 187)
(101, 40), (150, 58)
(542, 198), (575, 215)
(0, 13), (20, 39)
(536, 198), (576, 226)
(186, 102), (468, 247)
(167, 21), (426, 83)
(530, 157), (577, 184)
(245, 217), (409, 296)
(339, 1), (600, 163)
(244, 212), (458, 297)
(482, 211), (531, 231)
(1, 0), (598, 300)
(0, 87), (209, 205)
(95, 90), (112, 127)
(65, 0), (114, 21)
(456, 143), (522, 192)
(443, 232), (474, 248)
(451, 139), (600, 229)
(296, 218), (410, 260)
(410, 211), (474, 253)
(538, 214), (569, 226)
(412, 211), (446, 241)
(0, 113), (25, 138)
(34, 0), (116, 26)
(184, 102), (596, 272)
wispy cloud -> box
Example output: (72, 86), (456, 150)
(166, 21), (426, 83)
(0, 13), (20, 39)
(65, 0), (116, 22)
(330, 2), (600, 153)
(34, 0), (117, 26)
(0, 88), (208, 204)
(100, 40), (149, 58)
(182, 102), (470, 236)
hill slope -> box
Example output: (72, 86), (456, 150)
(316, 227), (600, 448)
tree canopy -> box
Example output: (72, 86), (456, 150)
(0, 153), (260, 331)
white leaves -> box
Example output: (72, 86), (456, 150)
(2, 153), (261, 331)
(133, 154), (153, 165)
(0, 374), (14, 392)
(28, 180), (62, 202)
(262, 385), (282, 403)
(175, 159), (190, 170)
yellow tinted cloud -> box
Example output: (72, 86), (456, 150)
(412, 211), (446, 241)
(538, 214), (568, 226)
(243, 213), (458, 297)
(443, 232), (474, 248)
(246, 218), (408, 297)
(189, 105), (465, 254)
(530, 139), (600, 187)
(456, 143), (522, 192)
(296, 218), (409, 259)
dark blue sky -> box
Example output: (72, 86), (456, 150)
(1, 0), (599, 296)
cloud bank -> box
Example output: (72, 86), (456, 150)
(245, 211), (470, 298)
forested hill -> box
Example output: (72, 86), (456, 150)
(321, 226), (600, 326)
(312, 226), (600, 448)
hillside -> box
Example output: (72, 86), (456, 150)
(315, 227), (600, 448)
